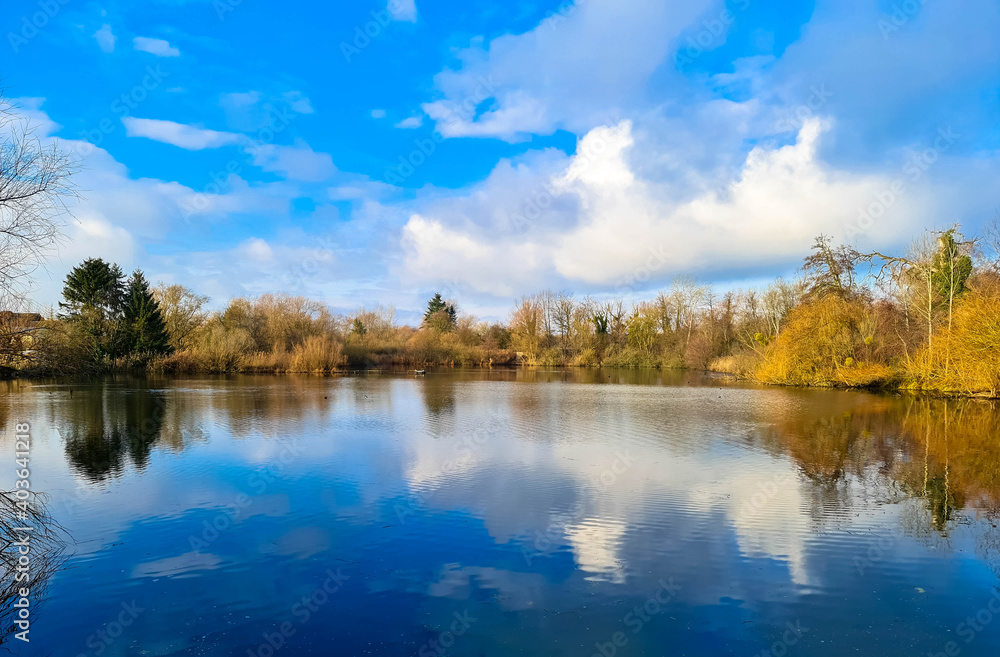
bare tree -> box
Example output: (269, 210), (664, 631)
(509, 295), (544, 358)
(666, 277), (709, 348)
(653, 290), (675, 334)
(862, 234), (938, 372)
(552, 293), (576, 349)
(153, 284), (210, 350)
(803, 234), (861, 296)
(761, 278), (803, 337)
(1, 96), (77, 309)
(984, 212), (1000, 272)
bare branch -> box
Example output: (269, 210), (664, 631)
(0, 94), (79, 310)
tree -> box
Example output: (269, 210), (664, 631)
(60, 258), (125, 317)
(481, 323), (512, 350)
(931, 228), (974, 375)
(863, 233), (944, 373)
(423, 293), (457, 332)
(1, 95), (77, 309)
(552, 293), (577, 349)
(352, 305), (396, 339)
(509, 296), (543, 358)
(59, 258), (126, 360)
(423, 293), (452, 320)
(931, 228), (973, 311)
(666, 278), (709, 348)
(985, 214), (1000, 272)
(122, 270), (170, 355)
(350, 318), (367, 336)
(603, 298), (628, 346)
(626, 305), (658, 355)
(761, 278), (804, 337)
(591, 308), (609, 336)
(153, 284), (209, 350)
(803, 235), (861, 296)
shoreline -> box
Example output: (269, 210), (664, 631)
(5, 363), (998, 401)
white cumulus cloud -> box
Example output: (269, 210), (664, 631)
(401, 118), (933, 296)
(251, 140), (337, 182)
(122, 118), (242, 150)
(422, 0), (711, 141)
(395, 116), (423, 129)
(133, 36), (181, 57)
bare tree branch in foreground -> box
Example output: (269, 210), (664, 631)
(1, 95), (78, 310)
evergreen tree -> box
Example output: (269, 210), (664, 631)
(122, 270), (171, 355)
(60, 258), (126, 317)
(60, 258), (127, 360)
(423, 293), (457, 332)
(423, 293), (448, 320)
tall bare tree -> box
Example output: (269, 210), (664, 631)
(982, 213), (1000, 273)
(1, 96), (77, 309)
(153, 284), (210, 350)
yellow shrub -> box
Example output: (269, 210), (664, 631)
(912, 278), (1000, 395)
(290, 335), (344, 372)
(756, 294), (895, 388)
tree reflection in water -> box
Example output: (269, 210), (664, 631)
(760, 394), (1000, 547)
(61, 385), (169, 482)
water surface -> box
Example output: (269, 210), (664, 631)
(3, 370), (1000, 656)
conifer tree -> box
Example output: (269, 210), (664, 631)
(60, 258), (125, 317)
(60, 258), (126, 360)
(423, 293), (457, 331)
(122, 270), (171, 355)
(423, 293), (448, 320)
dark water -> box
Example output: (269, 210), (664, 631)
(3, 370), (1000, 656)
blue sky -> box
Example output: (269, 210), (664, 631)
(3, 0), (999, 321)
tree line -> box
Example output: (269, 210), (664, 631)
(0, 221), (997, 398)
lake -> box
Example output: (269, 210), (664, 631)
(3, 370), (1000, 656)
